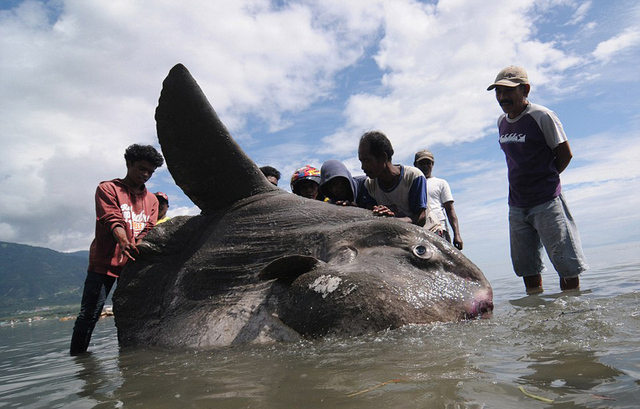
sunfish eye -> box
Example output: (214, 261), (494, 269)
(413, 244), (432, 259)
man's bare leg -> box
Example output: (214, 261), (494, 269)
(560, 276), (580, 291)
(523, 274), (543, 294)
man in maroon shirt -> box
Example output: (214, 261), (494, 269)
(70, 144), (164, 355)
(488, 66), (588, 294)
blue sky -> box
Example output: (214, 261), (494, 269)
(1, 0), (639, 281)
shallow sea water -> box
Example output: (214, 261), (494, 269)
(1, 242), (639, 408)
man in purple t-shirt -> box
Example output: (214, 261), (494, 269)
(487, 66), (588, 294)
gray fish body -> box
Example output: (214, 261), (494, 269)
(113, 64), (493, 348)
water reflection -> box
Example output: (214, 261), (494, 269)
(104, 327), (494, 409)
(520, 349), (623, 391)
(73, 354), (115, 401)
(2, 255), (639, 408)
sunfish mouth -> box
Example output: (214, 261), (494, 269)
(464, 289), (494, 319)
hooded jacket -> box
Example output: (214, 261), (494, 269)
(319, 160), (369, 207)
(88, 179), (158, 277)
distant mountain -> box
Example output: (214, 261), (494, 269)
(0, 242), (90, 319)
(68, 250), (90, 259)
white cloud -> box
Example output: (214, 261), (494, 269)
(1, 0), (639, 257)
(566, 0), (591, 26)
(560, 131), (640, 246)
(592, 28), (640, 61)
(447, 129), (640, 272)
(320, 0), (587, 161)
(0, 0), (379, 250)
(166, 205), (200, 219)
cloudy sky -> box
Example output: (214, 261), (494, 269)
(1, 0), (639, 280)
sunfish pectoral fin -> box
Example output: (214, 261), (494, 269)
(258, 255), (323, 282)
(155, 64), (276, 214)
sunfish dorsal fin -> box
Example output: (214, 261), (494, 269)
(155, 64), (277, 214)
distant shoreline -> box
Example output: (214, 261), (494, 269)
(0, 304), (113, 327)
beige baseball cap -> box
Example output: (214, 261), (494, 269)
(487, 66), (529, 90)
(414, 149), (434, 164)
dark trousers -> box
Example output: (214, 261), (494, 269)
(70, 272), (116, 355)
(438, 229), (451, 243)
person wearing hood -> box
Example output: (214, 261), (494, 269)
(320, 159), (369, 207)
